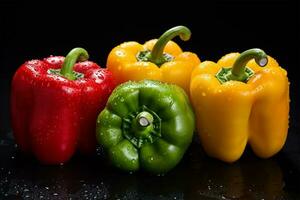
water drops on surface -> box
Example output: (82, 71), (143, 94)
(156, 173), (165, 177)
(23, 188), (29, 192)
(53, 192), (58, 196)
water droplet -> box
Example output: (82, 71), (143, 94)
(150, 157), (154, 161)
(201, 92), (206, 96)
(53, 193), (58, 196)
(45, 186), (49, 190)
(23, 188), (29, 192)
(221, 196), (226, 199)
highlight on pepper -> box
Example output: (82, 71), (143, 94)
(190, 48), (289, 163)
(106, 25), (201, 95)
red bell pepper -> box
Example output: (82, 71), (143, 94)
(11, 48), (116, 164)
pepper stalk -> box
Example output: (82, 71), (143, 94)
(216, 48), (268, 83)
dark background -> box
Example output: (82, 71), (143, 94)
(0, 0), (300, 199)
(0, 0), (299, 135)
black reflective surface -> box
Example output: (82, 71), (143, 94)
(1, 133), (300, 199)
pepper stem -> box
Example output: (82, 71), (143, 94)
(229, 48), (268, 81)
(132, 111), (154, 139)
(149, 26), (191, 66)
(60, 48), (89, 80)
(137, 112), (154, 127)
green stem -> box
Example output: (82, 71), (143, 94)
(229, 48), (268, 81)
(132, 111), (154, 139)
(149, 26), (191, 65)
(60, 48), (89, 80)
(137, 111), (153, 127)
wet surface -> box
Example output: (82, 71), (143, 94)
(1, 132), (300, 200)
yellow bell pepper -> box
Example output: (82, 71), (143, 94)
(190, 49), (289, 162)
(107, 26), (200, 95)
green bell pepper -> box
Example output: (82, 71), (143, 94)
(96, 80), (195, 174)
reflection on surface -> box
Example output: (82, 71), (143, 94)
(185, 145), (285, 199)
(0, 140), (298, 199)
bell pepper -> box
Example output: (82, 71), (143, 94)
(106, 25), (200, 95)
(11, 48), (116, 164)
(190, 48), (289, 162)
(96, 80), (195, 173)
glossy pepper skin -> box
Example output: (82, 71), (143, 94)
(96, 80), (195, 174)
(190, 49), (289, 163)
(11, 48), (116, 164)
(107, 26), (200, 95)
